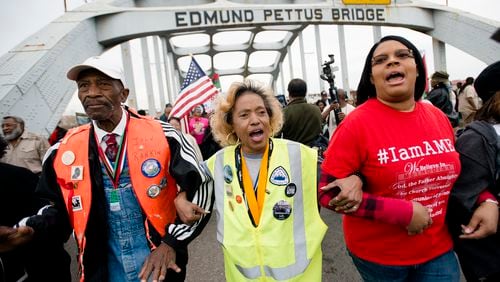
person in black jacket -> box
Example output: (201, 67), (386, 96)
(21, 56), (211, 282)
(0, 136), (71, 282)
(427, 71), (459, 128)
(447, 61), (500, 281)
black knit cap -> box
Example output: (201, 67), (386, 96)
(474, 61), (500, 103)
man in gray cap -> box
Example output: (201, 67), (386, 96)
(427, 71), (459, 128)
(20, 56), (211, 281)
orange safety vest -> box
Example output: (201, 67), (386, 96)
(53, 115), (177, 281)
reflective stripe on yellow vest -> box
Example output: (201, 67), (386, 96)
(206, 138), (327, 281)
(53, 116), (177, 268)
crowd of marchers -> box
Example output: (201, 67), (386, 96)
(1, 36), (499, 282)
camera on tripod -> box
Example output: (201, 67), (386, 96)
(319, 54), (341, 125)
(320, 54), (338, 84)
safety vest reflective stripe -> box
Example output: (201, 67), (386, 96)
(212, 140), (322, 280)
(213, 154), (225, 243)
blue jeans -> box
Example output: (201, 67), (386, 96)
(349, 249), (460, 282)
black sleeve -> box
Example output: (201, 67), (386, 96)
(161, 121), (208, 200)
(0, 164), (39, 226)
(27, 148), (72, 244)
(450, 130), (493, 211)
(158, 121), (215, 248)
(428, 87), (454, 115)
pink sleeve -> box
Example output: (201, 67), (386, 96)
(476, 189), (497, 204)
(346, 194), (413, 227)
(318, 171), (414, 227)
(320, 193), (413, 227)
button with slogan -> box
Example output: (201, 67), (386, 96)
(141, 159), (161, 178)
(273, 200), (292, 220)
(62, 151), (76, 165)
(223, 165), (233, 184)
(147, 184), (161, 198)
(285, 183), (297, 197)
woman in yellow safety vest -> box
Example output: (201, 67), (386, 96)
(177, 79), (327, 281)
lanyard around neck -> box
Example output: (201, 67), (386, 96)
(237, 140), (271, 226)
(94, 114), (128, 189)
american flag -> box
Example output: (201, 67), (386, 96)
(169, 57), (220, 120)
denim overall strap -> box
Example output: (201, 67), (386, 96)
(103, 155), (150, 282)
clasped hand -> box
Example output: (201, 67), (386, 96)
(407, 202), (433, 235)
(460, 201), (499, 239)
(139, 243), (180, 282)
(174, 191), (208, 225)
(320, 174), (363, 213)
(0, 225), (34, 253)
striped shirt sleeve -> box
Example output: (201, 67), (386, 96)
(159, 121), (214, 245)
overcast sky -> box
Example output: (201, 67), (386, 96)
(1, 0), (499, 114)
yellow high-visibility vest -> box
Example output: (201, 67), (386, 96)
(206, 138), (327, 281)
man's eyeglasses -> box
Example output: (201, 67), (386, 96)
(371, 49), (414, 66)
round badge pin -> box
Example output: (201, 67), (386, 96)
(141, 159), (161, 178)
(285, 183), (297, 197)
(223, 165), (233, 184)
(147, 185), (161, 198)
(235, 195), (242, 204)
(273, 200), (292, 220)
(61, 151), (76, 166)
